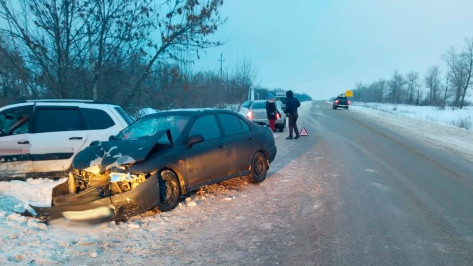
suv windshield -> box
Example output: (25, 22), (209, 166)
(114, 106), (135, 125)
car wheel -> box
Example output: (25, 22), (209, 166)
(248, 151), (267, 183)
(333, 106), (337, 109)
(346, 106), (349, 110)
(157, 170), (180, 212)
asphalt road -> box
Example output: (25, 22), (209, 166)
(278, 101), (473, 265)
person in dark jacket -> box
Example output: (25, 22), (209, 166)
(265, 93), (277, 132)
(285, 90), (300, 139)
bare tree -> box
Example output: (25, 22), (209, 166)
(0, 0), (224, 108)
(231, 57), (257, 103)
(405, 71), (420, 105)
(443, 38), (473, 108)
(122, 0), (225, 109)
(424, 65), (442, 105)
(0, 35), (32, 102)
(388, 70), (406, 104)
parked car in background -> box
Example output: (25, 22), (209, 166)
(244, 100), (287, 132)
(32, 108), (277, 222)
(0, 99), (134, 180)
(238, 100), (253, 117)
(333, 96), (350, 109)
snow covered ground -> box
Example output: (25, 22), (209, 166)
(0, 101), (472, 264)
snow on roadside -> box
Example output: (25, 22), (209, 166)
(350, 103), (473, 162)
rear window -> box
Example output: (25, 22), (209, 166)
(251, 101), (266, 109)
(81, 108), (115, 130)
(218, 113), (244, 136)
(241, 101), (252, 108)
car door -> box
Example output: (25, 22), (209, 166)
(29, 106), (88, 173)
(216, 113), (255, 177)
(0, 104), (33, 178)
(184, 114), (230, 189)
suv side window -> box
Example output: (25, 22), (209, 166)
(81, 108), (115, 130)
(189, 115), (221, 141)
(33, 107), (85, 133)
(0, 105), (32, 135)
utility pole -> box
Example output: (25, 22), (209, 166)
(218, 53), (224, 79)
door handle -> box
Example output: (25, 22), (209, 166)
(69, 137), (83, 140)
(17, 140), (29, 144)
(219, 144), (226, 149)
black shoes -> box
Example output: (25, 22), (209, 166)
(286, 136), (293, 139)
(294, 135), (300, 139)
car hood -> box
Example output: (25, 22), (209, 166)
(73, 129), (172, 174)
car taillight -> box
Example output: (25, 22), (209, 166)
(335, 100), (339, 104)
(276, 112), (281, 119)
(347, 100), (350, 105)
(247, 111), (253, 119)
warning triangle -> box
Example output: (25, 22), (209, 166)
(299, 127), (308, 136)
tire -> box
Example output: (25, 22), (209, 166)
(346, 106), (349, 110)
(156, 170), (180, 212)
(333, 106), (337, 109)
(248, 152), (267, 183)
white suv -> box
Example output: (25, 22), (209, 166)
(0, 100), (134, 180)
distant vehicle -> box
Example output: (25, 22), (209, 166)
(333, 96), (350, 109)
(32, 108), (277, 221)
(245, 100), (287, 132)
(238, 100), (253, 117)
(0, 99), (133, 180)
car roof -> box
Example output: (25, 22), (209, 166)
(26, 99), (121, 106)
(144, 108), (234, 117)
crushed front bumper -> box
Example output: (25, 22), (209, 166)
(31, 173), (160, 222)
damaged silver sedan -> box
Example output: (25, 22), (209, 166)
(32, 109), (277, 222)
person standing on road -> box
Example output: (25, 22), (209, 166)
(285, 90), (300, 139)
(265, 93), (277, 132)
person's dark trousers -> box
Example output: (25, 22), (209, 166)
(288, 112), (299, 138)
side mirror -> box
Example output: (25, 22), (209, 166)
(109, 135), (117, 141)
(187, 135), (204, 147)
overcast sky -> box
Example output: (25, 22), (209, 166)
(194, 0), (473, 100)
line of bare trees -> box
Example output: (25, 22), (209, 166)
(0, 0), (256, 112)
(353, 38), (473, 109)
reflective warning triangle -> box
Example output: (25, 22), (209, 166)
(299, 127), (308, 136)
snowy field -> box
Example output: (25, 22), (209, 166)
(355, 102), (472, 131)
(0, 101), (472, 264)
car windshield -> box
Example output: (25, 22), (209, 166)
(116, 115), (191, 141)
